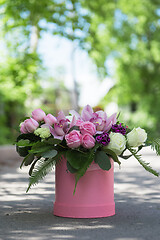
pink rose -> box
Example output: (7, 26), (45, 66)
(44, 114), (57, 125)
(31, 108), (46, 122)
(80, 121), (96, 135)
(65, 130), (82, 148)
(82, 133), (95, 149)
(22, 118), (39, 133)
(76, 120), (84, 126)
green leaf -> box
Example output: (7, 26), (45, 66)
(20, 153), (34, 168)
(137, 158), (159, 177)
(138, 145), (143, 152)
(41, 149), (57, 158)
(119, 154), (132, 160)
(94, 151), (111, 170)
(66, 150), (88, 170)
(103, 148), (121, 165)
(29, 142), (52, 154)
(20, 157), (26, 168)
(16, 146), (29, 157)
(66, 161), (78, 173)
(24, 153), (35, 166)
(120, 145), (144, 160)
(73, 144), (100, 194)
(16, 139), (33, 147)
(44, 138), (61, 145)
(16, 133), (40, 143)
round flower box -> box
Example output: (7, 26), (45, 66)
(53, 157), (115, 218)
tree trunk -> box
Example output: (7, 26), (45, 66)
(70, 44), (79, 111)
(30, 25), (39, 53)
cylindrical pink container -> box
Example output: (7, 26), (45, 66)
(53, 157), (115, 218)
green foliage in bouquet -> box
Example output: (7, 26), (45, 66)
(15, 106), (159, 194)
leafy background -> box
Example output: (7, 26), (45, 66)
(0, 0), (160, 144)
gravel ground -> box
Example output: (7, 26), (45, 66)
(0, 147), (160, 240)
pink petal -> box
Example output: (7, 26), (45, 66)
(103, 113), (117, 132)
(49, 126), (64, 140)
(57, 111), (66, 122)
(69, 110), (81, 120)
(81, 105), (94, 121)
(54, 123), (65, 136)
(96, 110), (107, 121)
(70, 115), (77, 128)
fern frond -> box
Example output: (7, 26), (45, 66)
(150, 138), (160, 156)
(128, 147), (159, 177)
(26, 157), (56, 192)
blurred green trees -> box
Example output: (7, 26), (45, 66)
(0, 0), (160, 144)
(0, 52), (42, 144)
(84, 0), (160, 136)
(0, 0), (90, 144)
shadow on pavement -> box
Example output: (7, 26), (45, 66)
(0, 153), (160, 240)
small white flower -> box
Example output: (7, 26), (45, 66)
(106, 132), (126, 155)
(127, 127), (147, 147)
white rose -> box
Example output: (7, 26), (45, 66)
(106, 132), (126, 155)
(127, 127), (147, 147)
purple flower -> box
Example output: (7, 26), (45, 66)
(112, 123), (126, 135)
(96, 132), (110, 146)
(80, 105), (117, 134)
(81, 105), (94, 121)
(49, 111), (69, 140)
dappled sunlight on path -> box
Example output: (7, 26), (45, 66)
(0, 148), (160, 240)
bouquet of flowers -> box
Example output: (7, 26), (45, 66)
(15, 105), (159, 194)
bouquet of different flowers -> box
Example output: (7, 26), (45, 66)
(15, 105), (159, 194)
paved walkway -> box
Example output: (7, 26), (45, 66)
(0, 147), (160, 240)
